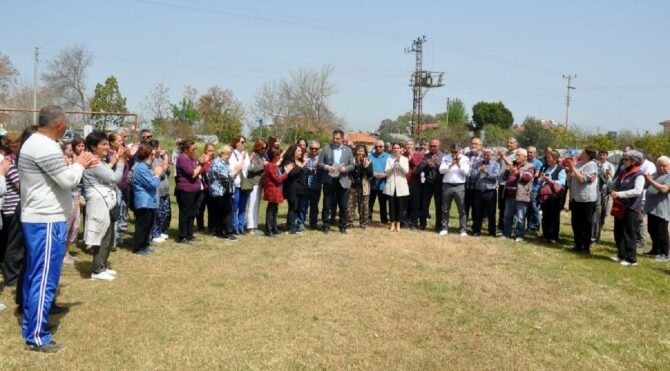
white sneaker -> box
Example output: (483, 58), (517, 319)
(152, 237), (166, 244)
(160, 233), (168, 239)
(515, 237), (524, 242)
(620, 261), (637, 266)
(439, 230), (448, 236)
(0, 303), (6, 311)
(459, 231), (467, 237)
(105, 269), (117, 276)
(91, 271), (115, 281)
(610, 256), (622, 263)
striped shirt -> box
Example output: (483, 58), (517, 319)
(1, 159), (20, 214)
(19, 132), (85, 223)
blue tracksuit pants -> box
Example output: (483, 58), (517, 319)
(21, 222), (66, 346)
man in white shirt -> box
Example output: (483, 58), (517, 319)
(439, 143), (470, 236)
(18, 105), (97, 353)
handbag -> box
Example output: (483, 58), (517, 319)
(537, 182), (564, 204)
(610, 199), (627, 219)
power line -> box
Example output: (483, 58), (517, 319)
(563, 74), (577, 129)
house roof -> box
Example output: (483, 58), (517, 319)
(347, 132), (378, 144)
(659, 120), (670, 126)
(420, 122), (439, 130)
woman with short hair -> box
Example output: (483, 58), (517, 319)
(175, 140), (210, 243)
(566, 147), (599, 254)
(643, 156), (670, 261)
(208, 145), (243, 240)
(246, 140), (266, 234)
(610, 151), (646, 266)
(538, 150), (566, 244)
(83, 131), (127, 281)
(131, 145), (166, 255)
(347, 144), (373, 229)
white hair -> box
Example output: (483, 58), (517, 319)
(515, 148), (527, 157)
(657, 156), (670, 166)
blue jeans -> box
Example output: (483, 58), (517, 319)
(503, 198), (529, 239)
(232, 188), (250, 233)
(527, 190), (540, 232)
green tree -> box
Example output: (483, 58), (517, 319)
(481, 124), (514, 147)
(171, 98), (200, 126)
(436, 98), (469, 127)
(472, 101), (514, 131)
(90, 75), (128, 130)
(517, 116), (552, 150)
(197, 86), (244, 144)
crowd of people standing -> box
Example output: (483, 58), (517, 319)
(0, 106), (669, 353)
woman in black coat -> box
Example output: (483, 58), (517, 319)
(282, 144), (308, 234)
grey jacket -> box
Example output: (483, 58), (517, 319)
(153, 155), (170, 197)
(318, 144), (355, 189)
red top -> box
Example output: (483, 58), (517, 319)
(263, 162), (288, 203)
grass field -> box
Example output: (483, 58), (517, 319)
(2, 199), (670, 370)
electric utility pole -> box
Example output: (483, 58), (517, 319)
(33, 47), (39, 125)
(405, 36), (444, 139)
(563, 74), (576, 129)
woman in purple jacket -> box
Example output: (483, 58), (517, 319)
(175, 140), (210, 243)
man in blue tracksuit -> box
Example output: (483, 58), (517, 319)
(18, 105), (97, 353)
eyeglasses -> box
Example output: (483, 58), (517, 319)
(310, 147), (320, 150)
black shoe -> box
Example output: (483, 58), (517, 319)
(339, 228), (347, 234)
(472, 232), (481, 237)
(187, 236), (197, 242)
(643, 250), (658, 256)
(49, 304), (69, 315)
(25, 340), (65, 353)
(226, 234), (239, 242)
(322, 227), (330, 234)
(177, 238), (191, 244)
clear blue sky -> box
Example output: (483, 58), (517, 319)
(2, 0), (669, 134)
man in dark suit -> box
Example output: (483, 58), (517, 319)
(318, 129), (355, 234)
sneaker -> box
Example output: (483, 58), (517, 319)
(0, 303), (6, 311)
(160, 233), (169, 239)
(25, 340), (65, 353)
(227, 235), (239, 242)
(496, 230), (503, 237)
(152, 237), (166, 244)
(91, 271), (116, 281)
(459, 231), (467, 237)
(610, 256), (622, 263)
(515, 237), (524, 242)
(105, 269), (117, 276)
(134, 248), (151, 256)
(655, 255), (669, 262)
(439, 230), (448, 236)
(62, 255), (78, 265)
(620, 260), (638, 266)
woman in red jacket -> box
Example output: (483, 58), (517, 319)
(263, 148), (294, 236)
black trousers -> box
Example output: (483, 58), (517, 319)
(614, 210), (638, 263)
(266, 202), (279, 234)
(307, 188), (321, 228)
(541, 197), (562, 241)
(323, 182), (349, 230)
(389, 193), (408, 222)
(404, 182), (422, 228)
(464, 188), (476, 223)
(571, 201), (596, 251)
(497, 184), (506, 231)
(368, 189), (388, 224)
(196, 191), (213, 231)
(212, 194), (233, 237)
(1, 206), (24, 286)
(133, 208), (155, 252)
(472, 189), (497, 235)
(178, 190), (199, 240)
(648, 213), (669, 256)
(420, 182), (442, 231)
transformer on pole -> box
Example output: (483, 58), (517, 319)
(405, 36), (444, 139)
